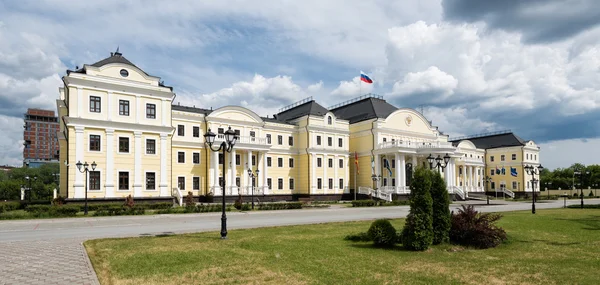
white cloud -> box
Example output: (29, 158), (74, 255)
(0, 114), (24, 167)
(538, 138), (600, 170)
(422, 106), (500, 138)
(389, 66), (458, 98)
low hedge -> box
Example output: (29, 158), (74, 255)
(93, 206), (146, 216)
(351, 200), (376, 207)
(567, 204), (600, 209)
(75, 202), (173, 211)
(257, 202), (302, 210)
(24, 205), (80, 217)
(0, 201), (21, 213)
(157, 204), (232, 214)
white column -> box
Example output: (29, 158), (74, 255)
(412, 155), (417, 170)
(449, 160), (455, 187)
(135, 95), (141, 124)
(462, 165), (467, 189)
(229, 149), (236, 195)
(159, 133), (168, 196)
(470, 166), (475, 192)
(76, 87), (82, 118)
(475, 167), (480, 191)
(161, 99), (168, 127)
(246, 151), (253, 194)
(262, 152), (268, 194)
(345, 155), (350, 193)
(400, 154), (406, 188)
(212, 151), (219, 195)
(334, 155), (339, 193)
(105, 129), (115, 197)
(74, 126), (85, 198)
(374, 154), (381, 189)
(395, 154), (401, 191)
(323, 155), (327, 194)
(133, 131), (142, 197)
(107, 92), (113, 121)
(311, 153), (316, 194)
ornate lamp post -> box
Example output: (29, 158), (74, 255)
(426, 153), (450, 171)
(204, 126), (237, 239)
(371, 174), (382, 190)
(524, 164), (544, 214)
(545, 181), (552, 199)
(24, 175), (37, 202)
(75, 161), (97, 215)
(247, 168), (259, 210)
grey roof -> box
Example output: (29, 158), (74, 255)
(330, 97), (397, 123)
(274, 100), (329, 122)
(449, 132), (527, 149)
(172, 104), (294, 125)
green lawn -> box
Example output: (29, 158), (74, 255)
(85, 209), (600, 285)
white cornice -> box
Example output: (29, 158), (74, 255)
(306, 126), (350, 135)
(65, 117), (174, 135)
(64, 76), (174, 100)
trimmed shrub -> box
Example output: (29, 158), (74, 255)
(573, 192), (578, 197)
(233, 196), (243, 210)
(567, 204), (600, 209)
(257, 202), (302, 210)
(367, 219), (397, 247)
(401, 167), (433, 251)
(0, 201), (20, 213)
(351, 200), (376, 207)
(25, 204), (51, 213)
(240, 203), (251, 211)
(124, 195), (135, 208)
(449, 205), (507, 249)
(380, 200), (410, 206)
(589, 191), (595, 197)
(51, 205), (80, 217)
(52, 196), (66, 206)
(430, 171), (451, 245)
(344, 232), (371, 242)
(185, 191), (195, 206)
(94, 205), (145, 216)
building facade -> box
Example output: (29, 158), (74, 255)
(23, 108), (60, 167)
(57, 52), (540, 201)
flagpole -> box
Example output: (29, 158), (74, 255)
(354, 157), (357, 201)
(359, 72), (362, 97)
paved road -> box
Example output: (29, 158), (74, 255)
(1, 198), (599, 285)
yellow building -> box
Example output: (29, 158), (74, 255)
(57, 52), (540, 202)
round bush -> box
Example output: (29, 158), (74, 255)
(367, 219), (397, 247)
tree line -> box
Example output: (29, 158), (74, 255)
(0, 164), (59, 201)
(540, 163), (600, 190)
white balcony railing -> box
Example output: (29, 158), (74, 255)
(376, 140), (454, 150)
(215, 134), (267, 145)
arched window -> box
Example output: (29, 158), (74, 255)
(327, 116), (332, 125)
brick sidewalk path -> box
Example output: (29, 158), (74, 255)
(0, 239), (98, 285)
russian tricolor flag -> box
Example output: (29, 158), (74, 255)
(360, 71), (373, 84)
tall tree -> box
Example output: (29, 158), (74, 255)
(430, 171), (451, 244)
(401, 167), (433, 251)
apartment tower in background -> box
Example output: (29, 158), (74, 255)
(23, 108), (60, 167)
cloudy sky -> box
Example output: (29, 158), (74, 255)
(0, 0), (599, 169)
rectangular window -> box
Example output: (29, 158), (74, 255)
(289, 158), (294, 168)
(236, 154), (241, 165)
(250, 131), (255, 137)
(146, 139), (156, 154)
(193, 126), (200, 138)
(289, 178), (294, 190)
(512, 154), (516, 160)
(288, 136), (294, 146)
(218, 153), (223, 164)
(234, 129), (240, 136)
(119, 172), (129, 190)
(317, 178), (322, 189)
(490, 156), (494, 162)
(119, 137), (129, 153)
(89, 171), (100, 190)
(119, 100), (129, 116)
(491, 182), (496, 190)
(236, 177), (241, 187)
(339, 159), (344, 168)
(252, 155), (256, 166)
(328, 178), (333, 189)
(146, 103), (156, 119)
(89, 135), (101, 151)
(392, 178), (396, 187)
(317, 158), (322, 167)
(501, 155), (505, 161)
(218, 128), (224, 134)
(193, 152), (200, 164)
(267, 178), (272, 190)
(193, 177), (200, 190)
(266, 134), (271, 144)
(178, 151), (185, 163)
(177, 125), (184, 136)
(383, 138), (387, 142)
(146, 172), (155, 190)
(391, 159), (396, 168)
(328, 137), (332, 146)
(267, 157), (272, 167)
(278, 178), (283, 190)
(339, 179), (344, 190)
(278, 157), (283, 167)
(317, 136), (321, 145)
(512, 181), (517, 190)
(459, 167), (463, 175)
(278, 135), (283, 145)
(178, 177), (185, 190)
(90, 96), (101, 113)
(328, 158), (333, 168)
(338, 138), (343, 147)
(490, 169), (494, 176)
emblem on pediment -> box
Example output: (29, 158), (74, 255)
(405, 115), (413, 126)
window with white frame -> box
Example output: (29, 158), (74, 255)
(277, 178), (283, 190)
(119, 172), (129, 190)
(119, 100), (129, 116)
(119, 137), (129, 153)
(178, 151), (185, 163)
(267, 157), (272, 167)
(177, 125), (184, 136)
(178, 177), (185, 190)
(146, 139), (156, 154)
(193, 152), (200, 164)
(339, 159), (343, 168)
(328, 178), (333, 189)
(193, 177), (200, 190)
(289, 158), (294, 168)
(89, 171), (101, 190)
(317, 178), (322, 189)
(267, 178), (272, 190)
(317, 158), (322, 167)
(193, 126), (200, 138)
(278, 157), (283, 167)
(146, 103), (156, 119)
(289, 178), (294, 190)
(90, 96), (101, 113)
(89, 135), (101, 151)
(146, 172), (155, 190)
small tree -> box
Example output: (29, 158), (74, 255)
(124, 195), (135, 208)
(430, 170), (451, 244)
(401, 167), (433, 251)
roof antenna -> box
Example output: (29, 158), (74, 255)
(419, 104), (425, 116)
(114, 46), (121, 56)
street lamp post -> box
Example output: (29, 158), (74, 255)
(545, 181), (552, 199)
(426, 153), (450, 172)
(524, 164), (544, 214)
(75, 161), (96, 215)
(24, 176), (37, 202)
(576, 171), (590, 209)
(204, 126), (237, 239)
(371, 174), (381, 199)
(247, 168), (259, 210)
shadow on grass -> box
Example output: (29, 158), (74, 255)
(348, 243), (408, 251)
(555, 215), (600, 231)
